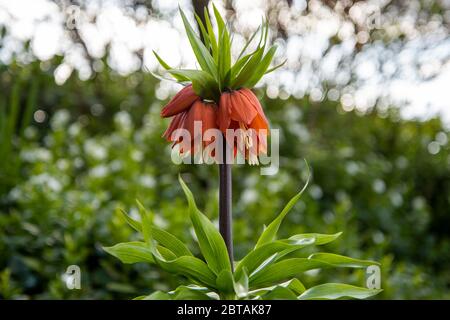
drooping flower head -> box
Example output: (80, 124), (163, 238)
(154, 4), (284, 164)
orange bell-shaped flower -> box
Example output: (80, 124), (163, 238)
(163, 97), (217, 156)
(218, 88), (269, 164)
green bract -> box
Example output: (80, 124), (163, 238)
(153, 5), (285, 102)
(104, 172), (382, 300)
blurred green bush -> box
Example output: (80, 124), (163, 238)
(0, 62), (449, 299)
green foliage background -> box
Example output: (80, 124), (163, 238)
(0, 61), (449, 299)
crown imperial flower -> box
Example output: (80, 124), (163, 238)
(155, 5), (284, 164)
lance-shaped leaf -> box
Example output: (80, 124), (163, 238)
(194, 13), (211, 51)
(136, 200), (152, 244)
(152, 51), (189, 82)
(152, 228), (193, 257)
(287, 232), (342, 245)
(216, 269), (235, 294)
(308, 253), (380, 268)
(234, 268), (249, 298)
(235, 242), (290, 279)
(244, 45), (278, 88)
(255, 161), (310, 248)
(152, 246), (217, 289)
(236, 25), (261, 60)
(260, 286), (299, 300)
(248, 278), (306, 299)
(235, 232), (341, 279)
(230, 46), (265, 88)
(298, 283), (382, 300)
(204, 8), (218, 62)
(228, 53), (252, 82)
(170, 285), (214, 300)
(264, 59), (287, 75)
(249, 258), (331, 287)
(118, 208), (192, 257)
(134, 291), (172, 300)
(218, 27), (231, 88)
(250, 253), (379, 287)
(179, 8), (218, 80)
(103, 242), (154, 264)
(156, 245), (177, 260)
(179, 175), (232, 275)
(212, 4), (225, 37)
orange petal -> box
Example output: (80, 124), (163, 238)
(201, 102), (218, 132)
(218, 92), (232, 133)
(182, 100), (203, 139)
(228, 90), (257, 125)
(183, 100), (218, 139)
(240, 88), (269, 125)
(250, 113), (269, 132)
(161, 84), (199, 117)
(162, 112), (186, 141)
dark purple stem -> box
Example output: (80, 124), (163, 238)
(219, 138), (233, 269)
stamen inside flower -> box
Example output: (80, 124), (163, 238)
(239, 122), (253, 149)
(238, 122), (259, 165)
(248, 151), (259, 166)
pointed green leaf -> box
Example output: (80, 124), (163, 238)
(152, 228), (193, 257)
(118, 208), (141, 232)
(285, 278), (306, 295)
(137, 200), (152, 244)
(229, 53), (252, 81)
(156, 245), (177, 260)
(212, 4), (225, 37)
(248, 278), (305, 299)
(230, 46), (265, 88)
(250, 253), (380, 288)
(236, 232), (340, 279)
(298, 283), (382, 300)
(194, 13), (211, 50)
(235, 242), (291, 278)
(308, 253), (380, 268)
(152, 247), (217, 289)
(179, 175), (232, 275)
(248, 253), (279, 278)
(244, 45), (278, 88)
(286, 232), (342, 246)
(264, 59), (287, 75)
(118, 208), (192, 257)
(171, 286), (214, 300)
(135, 291), (172, 300)
(237, 25), (261, 60)
(216, 269), (235, 294)
(149, 69), (189, 85)
(179, 8), (218, 79)
(103, 242), (154, 264)
(249, 258), (331, 287)
(262, 286), (299, 300)
(234, 268), (249, 298)
(153, 50), (189, 82)
(204, 8), (218, 62)
(218, 27), (231, 88)
(255, 161), (310, 248)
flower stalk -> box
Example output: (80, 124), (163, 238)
(219, 139), (233, 269)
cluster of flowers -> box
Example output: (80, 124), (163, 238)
(161, 85), (269, 164)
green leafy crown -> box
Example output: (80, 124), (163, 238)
(153, 4), (285, 102)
